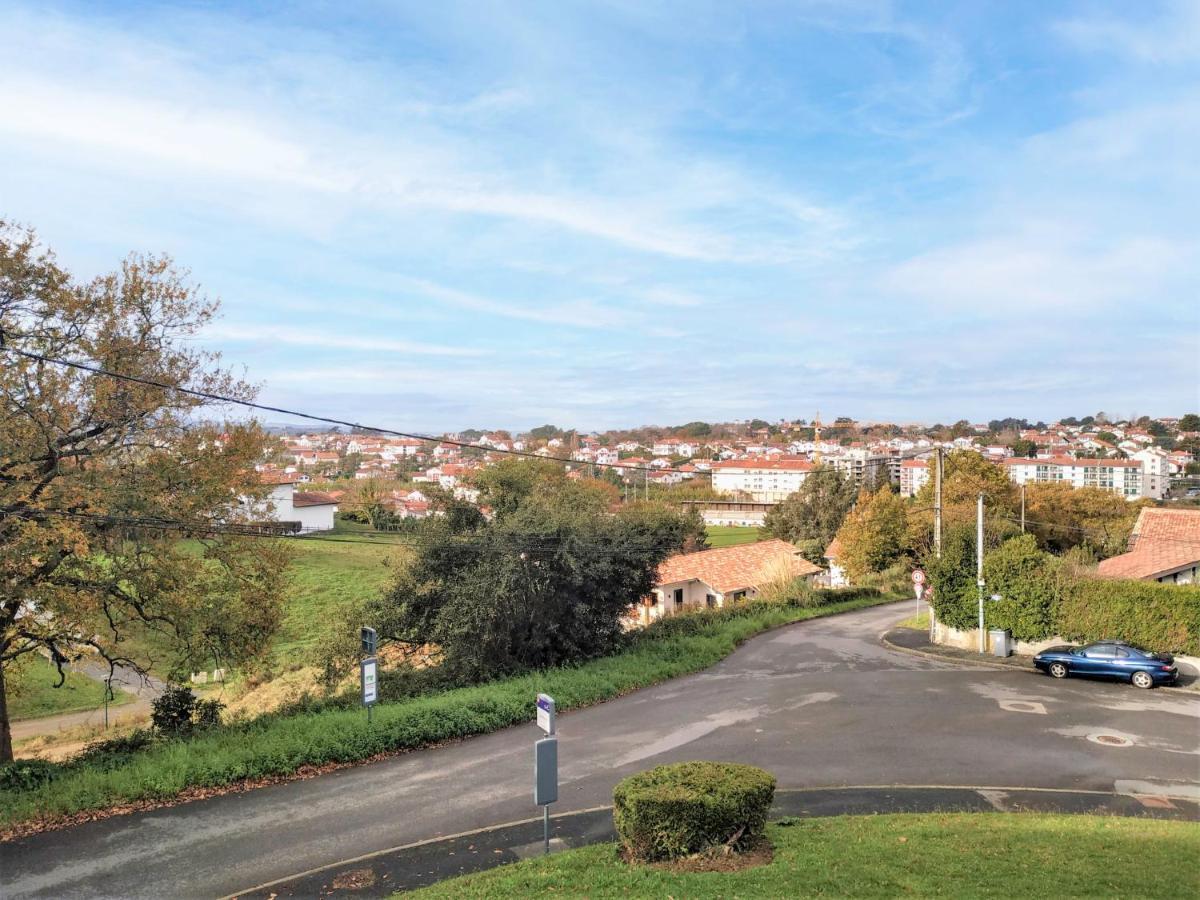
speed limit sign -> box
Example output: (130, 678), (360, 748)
(911, 569), (926, 585)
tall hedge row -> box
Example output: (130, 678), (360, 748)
(1057, 579), (1200, 656)
(928, 533), (1200, 655)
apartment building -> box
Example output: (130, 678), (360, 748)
(1001, 456), (1147, 499)
(899, 459), (931, 497)
(710, 458), (814, 501)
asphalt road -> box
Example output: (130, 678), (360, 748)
(4, 601), (1198, 899)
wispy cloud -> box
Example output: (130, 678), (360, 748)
(202, 325), (483, 357)
(1055, 1), (1200, 64)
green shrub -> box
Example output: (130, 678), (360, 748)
(0, 759), (62, 792)
(151, 684), (199, 735)
(1057, 579), (1200, 655)
(982, 535), (1062, 641)
(76, 729), (158, 770)
(612, 761), (776, 861)
(815, 586), (883, 604)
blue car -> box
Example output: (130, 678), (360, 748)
(1034, 641), (1178, 689)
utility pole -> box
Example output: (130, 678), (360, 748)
(1020, 483), (1026, 533)
(976, 492), (986, 653)
(933, 447), (944, 558)
(931, 446), (944, 643)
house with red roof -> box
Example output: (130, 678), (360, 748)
(634, 539), (822, 626)
(1096, 508), (1200, 584)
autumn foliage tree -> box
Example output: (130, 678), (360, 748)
(833, 487), (909, 581)
(0, 222), (288, 761)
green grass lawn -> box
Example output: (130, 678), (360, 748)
(8, 660), (134, 721)
(272, 527), (409, 661)
(409, 813), (1200, 899)
(897, 610), (930, 629)
(0, 593), (897, 829)
(705, 525), (764, 548)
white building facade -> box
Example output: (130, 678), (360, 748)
(710, 459), (814, 502)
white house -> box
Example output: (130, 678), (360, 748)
(252, 474), (338, 532)
(634, 539), (822, 626)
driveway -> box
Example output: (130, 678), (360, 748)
(3, 600), (1197, 899)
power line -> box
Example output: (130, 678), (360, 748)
(0, 335), (957, 479)
(9, 507), (696, 555)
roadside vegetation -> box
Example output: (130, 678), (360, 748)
(7, 662), (134, 721)
(0, 590), (896, 831)
(406, 813), (1200, 898)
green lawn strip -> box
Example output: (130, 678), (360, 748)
(705, 525), (764, 548)
(897, 610), (929, 630)
(408, 813), (1200, 899)
(8, 661), (135, 721)
(272, 532), (406, 661)
(0, 594), (896, 828)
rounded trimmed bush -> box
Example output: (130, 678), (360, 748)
(613, 761), (776, 861)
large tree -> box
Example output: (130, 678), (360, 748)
(832, 487), (910, 581)
(366, 465), (691, 681)
(0, 222), (288, 761)
(1023, 483), (1145, 558)
(763, 464), (857, 561)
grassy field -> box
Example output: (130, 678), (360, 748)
(273, 527), (409, 661)
(409, 813), (1200, 899)
(705, 525), (764, 548)
(8, 661), (134, 721)
(0, 592), (897, 829)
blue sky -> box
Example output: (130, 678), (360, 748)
(1, 1), (1196, 431)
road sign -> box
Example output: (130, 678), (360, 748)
(911, 569), (926, 585)
(361, 656), (378, 706)
(914, 582), (924, 600)
(536, 693), (556, 735)
(534, 737), (558, 805)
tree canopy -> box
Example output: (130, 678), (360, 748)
(763, 464), (857, 561)
(0, 222), (287, 761)
(833, 487), (909, 581)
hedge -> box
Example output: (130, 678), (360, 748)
(1057, 579), (1200, 656)
(613, 762), (776, 861)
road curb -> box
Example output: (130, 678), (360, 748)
(878, 629), (1014, 671)
(226, 785), (1200, 898)
(879, 629), (1200, 692)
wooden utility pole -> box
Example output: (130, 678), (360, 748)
(1020, 483), (1026, 533)
(934, 447), (944, 558)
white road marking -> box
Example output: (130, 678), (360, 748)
(977, 789), (1010, 811)
(1114, 780), (1200, 801)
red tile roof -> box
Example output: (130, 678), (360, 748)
(1096, 508), (1200, 580)
(655, 539), (821, 593)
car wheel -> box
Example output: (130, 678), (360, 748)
(1048, 662), (1068, 679)
(1131, 671), (1154, 690)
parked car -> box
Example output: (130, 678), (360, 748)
(1033, 641), (1178, 689)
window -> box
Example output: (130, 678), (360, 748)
(1085, 644), (1116, 658)
(706, 594), (717, 608)
(673, 588), (684, 606)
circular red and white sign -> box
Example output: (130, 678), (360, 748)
(911, 569), (926, 585)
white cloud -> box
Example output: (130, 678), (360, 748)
(202, 324), (482, 357)
(883, 231), (1186, 311)
(1055, 1), (1200, 64)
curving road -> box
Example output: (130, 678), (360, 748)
(3, 600), (1198, 899)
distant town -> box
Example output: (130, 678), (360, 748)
(255, 414), (1200, 530)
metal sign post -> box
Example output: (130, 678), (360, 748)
(361, 627), (378, 724)
(911, 569), (926, 617)
(534, 693), (558, 854)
